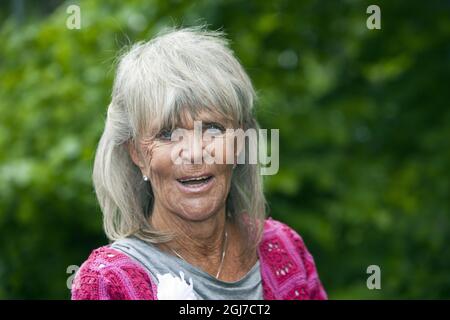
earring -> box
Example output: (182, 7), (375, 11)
(143, 175), (148, 181)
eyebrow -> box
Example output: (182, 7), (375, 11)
(169, 114), (232, 129)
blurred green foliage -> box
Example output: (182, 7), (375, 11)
(0, 0), (449, 299)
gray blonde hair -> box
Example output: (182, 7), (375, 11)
(93, 26), (267, 255)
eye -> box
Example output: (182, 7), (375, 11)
(156, 128), (173, 141)
(203, 123), (225, 136)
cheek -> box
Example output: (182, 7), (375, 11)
(204, 136), (238, 165)
(211, 165), (234, 195)
(146, 144), (175, 193)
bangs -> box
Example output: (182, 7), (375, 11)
(132, 61), (250, 138)
(150, 83), (244, 134)
(114, 27), (255, 140)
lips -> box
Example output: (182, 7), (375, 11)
(177, 175), (213, 185)
(176, 174), (214, 193)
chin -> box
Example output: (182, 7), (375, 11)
(176, 202), (219, 222)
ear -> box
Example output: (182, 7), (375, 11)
(126, 140), (145, 170)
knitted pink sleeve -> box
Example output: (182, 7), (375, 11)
(282, 223), (327, 299)
(71, 246), (156, 300)
(258, 218), (328, 300)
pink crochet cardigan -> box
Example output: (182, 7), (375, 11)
(71, 217), (327, 300)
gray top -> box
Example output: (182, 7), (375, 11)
(110, 236), (263, 300)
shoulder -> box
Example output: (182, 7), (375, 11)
(71, 245), (156, 300)
(259, 217), (328, 300)
(262, 217), (311, 254)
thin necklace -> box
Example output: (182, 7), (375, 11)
(170, 228), (228, 279)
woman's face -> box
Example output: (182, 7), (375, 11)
(130, 112), (238, 222)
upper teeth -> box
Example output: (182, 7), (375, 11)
(179, 176), (210, 182)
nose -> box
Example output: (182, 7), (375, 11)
(178, 124), (204, 165)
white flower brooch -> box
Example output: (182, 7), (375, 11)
(156, 271), (198, 300)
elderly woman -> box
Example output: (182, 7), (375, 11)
(71, 27), (327, 300)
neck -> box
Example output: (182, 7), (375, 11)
(149, 203), (229, 266)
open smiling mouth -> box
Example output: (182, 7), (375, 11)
(176, 175), (213, 186)
(176, 175), (215, 192)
